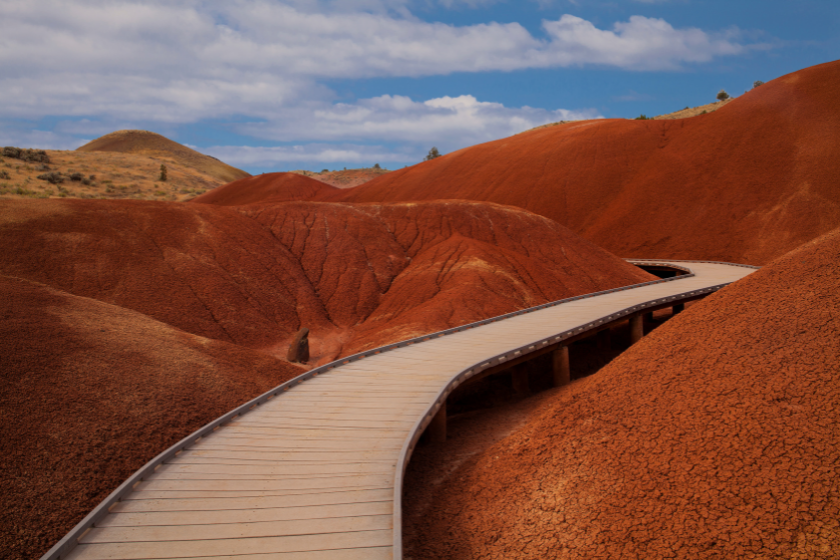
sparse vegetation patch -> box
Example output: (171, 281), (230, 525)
(2, 147), (51, 164)
(37, 171), (64, 185)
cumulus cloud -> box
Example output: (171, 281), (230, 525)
(240, 94), (599, 144)
(201, 143), (415, 168)
(0, 1), (763, 166)
(0, 1), (756, 122)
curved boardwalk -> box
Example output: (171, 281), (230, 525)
(48, 260), (756, 560)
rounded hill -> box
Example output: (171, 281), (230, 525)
(0, 198), (654, 364)
(326, 60), (840, 266)
(0, 274), (305, 559)
(408, 227), (840, 559)
(192, 172), (338, 206)
(77, 130), (250, 184)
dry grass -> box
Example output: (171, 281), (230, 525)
(0, 150), (229, 202)
(653, 98), (735, 119)
(524, 98), (737, 134)
(77, 130), (249, 185)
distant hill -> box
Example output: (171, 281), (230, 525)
(409, 225), (840, 559)
(291, 167), (391, 189)
(324, 60), (840, 266)
(77, 130), (250, 185)
(192, 172), (338, 206)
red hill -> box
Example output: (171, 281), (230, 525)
(407, 227), (840, 559)
(1, 197), (655, 559)
(326, 60), (840, 265)
(0, 275), (304, 559)
(192, 172), (338, 206)
(0, 198), (654, 365)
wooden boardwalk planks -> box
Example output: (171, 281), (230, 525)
(49, 261), (755, 560)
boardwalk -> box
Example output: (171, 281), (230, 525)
(47, 260), (756, 560)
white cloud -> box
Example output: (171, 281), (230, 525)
(0, 1), (764, 167)
(539, 15), (745, 70)
(201, 143), (414, 167)
(240, 94), (599, 146)
(0, 1), (757, 123)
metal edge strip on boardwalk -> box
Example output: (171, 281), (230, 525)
(42, 259), (759, 560)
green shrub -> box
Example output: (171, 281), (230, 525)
(753, 80), (764, 88)
(717, 90), (730, 101)
(425, 147), (441, 161)
(635, 114), (650, 120)
(37, 171), (64, 184)
(2, 147), (50, 163)
(159, 164), (167, 182)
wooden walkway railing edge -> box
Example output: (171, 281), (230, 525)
(40, 259), (759, 560)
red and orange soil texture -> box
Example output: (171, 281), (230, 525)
(0, 198), (655, 364)
(0, 275), (305, 559)
(191, 172), (338, 205)
(0, 196), (655, 558)
(405, 227), (840, 559)
(324, 60), (840, 266)
(291, 167), (390, 188)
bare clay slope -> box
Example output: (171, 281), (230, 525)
(0, 275), (304, 560)
(410, 228), (840, 559)
(0, 199), (654, 364)
(239, 201), (656, 356)
(77, 129), (250, 184)
(192, 172), (338, 206)
(328, 60), (840, 265)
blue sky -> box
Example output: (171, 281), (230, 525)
(0, 0), (837, 174)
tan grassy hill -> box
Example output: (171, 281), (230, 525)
(0, 149), (226, 201)
(653, 97), (735, 120)
(528, 97), (735, 133)
(77, 129), (249, 184)
(0, 130), (250, 202)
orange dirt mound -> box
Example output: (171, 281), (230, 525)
(407, 228), (840, 559)
(0, 198), (654, 365)
(77, 129), (250, 184)
(326, 60), (840, 265)
(192, 172), (338, 206)
(236, 200), (656, 357)
(0, 274), (304, 560)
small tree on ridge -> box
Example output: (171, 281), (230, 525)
(717, 90), (731, 102)
(425, 147), (441, 161)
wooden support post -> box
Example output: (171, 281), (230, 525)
(673, 303), (685, 315)
(512, 370), (530, 396)
(644, 311), (654, 323)
(552, 345), (570, 387)
(429, 401), (447, 443)
(597, 328), (611, 353)
(630, 314), (644, 344)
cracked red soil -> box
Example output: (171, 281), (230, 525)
(0, 198), (655, 364)
(404, 227), (840, 559)
(323, 60), (840, 266)
(0, 275), (305, 559)
(0, 196), (655, 559)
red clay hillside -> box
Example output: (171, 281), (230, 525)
(325, 60), (840, 266)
